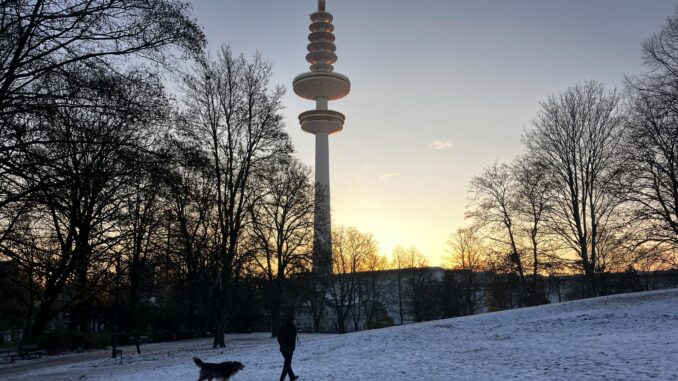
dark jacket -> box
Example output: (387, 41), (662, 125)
(277, 322), (297, 352)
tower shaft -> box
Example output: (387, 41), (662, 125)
(313, 132), (331, 274)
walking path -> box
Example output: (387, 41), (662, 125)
(0, 337), (221, 380)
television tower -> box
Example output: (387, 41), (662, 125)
(293, 0), (350, 275)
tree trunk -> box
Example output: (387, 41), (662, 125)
(30, 304), (54, 339)
(212, 268), (229, 348)
(271, 276), (284, 337)
(186, 268), (197, 330)
(212, 293), (226, 348)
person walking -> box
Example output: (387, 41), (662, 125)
(278, 315), (299, 381)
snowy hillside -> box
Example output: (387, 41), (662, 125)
(1, 289), (676, 381)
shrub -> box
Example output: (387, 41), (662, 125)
(38, 331), (110, 353)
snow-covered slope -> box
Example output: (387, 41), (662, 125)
(2, 289), (677, 381)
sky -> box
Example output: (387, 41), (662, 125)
(189, 0), (677, 266)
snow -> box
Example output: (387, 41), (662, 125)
(1, 289), (677, 381)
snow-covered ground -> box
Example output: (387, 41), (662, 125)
(1, 289), (676, 381)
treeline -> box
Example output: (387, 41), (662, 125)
(0, 1), (321, 349)
(449, 10), (678, 307)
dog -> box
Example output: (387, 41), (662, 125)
(193, 357), (245, 381)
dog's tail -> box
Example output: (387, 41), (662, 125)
(193, 357), (204, 368)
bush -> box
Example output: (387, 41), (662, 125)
(38, 331), (110, 353)
(150, 329), (209, 342)
(366, 302), (394, 330)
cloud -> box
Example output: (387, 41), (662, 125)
(378, 173), (400, 181)
(431, 140), (453, 150)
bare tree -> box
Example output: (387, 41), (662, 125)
(467, 162), (527, 305)
(161, 133), (215, 331)
(513, 155), (554, 304)
(625, 90), (678, 249)
(349, 247), (388, 331)
(390, 245), (430, 324)
(0, 0), (204, 216)
(446, 227), (486, 315)
(356, 250), (388, 330)
(402, 247), (433, 323)
(0, 0), (203, 115)
(525, 81), (627, 296)
(181, 45), (290, 347)
(624, 10), (678, 269)
(118, 153), (166, 353)
(328, 226), (377, 333)
(390, 246), (407, 325)
(0, 68), (166, 337)
(250, 157), (314, 336)
(0, 8), (205, 338)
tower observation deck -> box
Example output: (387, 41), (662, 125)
(293, 0), (350, 275)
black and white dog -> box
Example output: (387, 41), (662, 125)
(193, 357), (245, 381)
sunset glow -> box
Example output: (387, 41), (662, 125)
(188, 0), (677, 265)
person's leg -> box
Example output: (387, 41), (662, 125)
(288, 351), (296, 379)
(280, 351), (292, 381)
